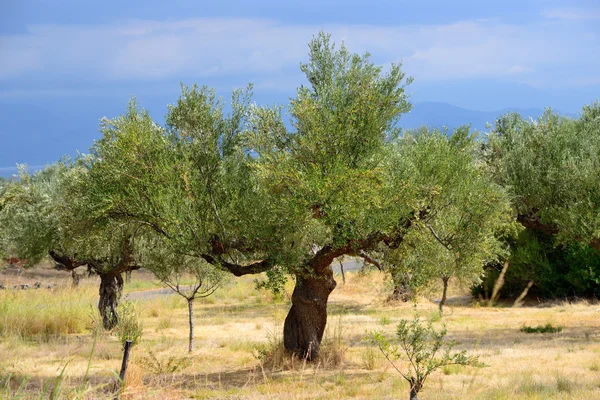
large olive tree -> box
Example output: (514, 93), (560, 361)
(248, 32), (419, 359)
(87, 32), (418, 360)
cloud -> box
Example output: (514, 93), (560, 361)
(543, 7), (600, 21)
(0, 17), (597, 91)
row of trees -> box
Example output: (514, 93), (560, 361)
(1, 32), (599, 359)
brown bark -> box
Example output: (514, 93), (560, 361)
(409, 377), (421, 400)
(439, 276), (449, 314)
(98, 273), (124, 330)
(283, 267), (336, 360)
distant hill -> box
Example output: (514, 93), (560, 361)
(0, 98), (579, 177)
(400, 102), (575, 133)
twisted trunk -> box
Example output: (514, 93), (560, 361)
(409, 377), (422, 400)
(98, 273), (123, 330)
(283, 266), (336, 360)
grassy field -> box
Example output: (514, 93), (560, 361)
(1, 264), (599, 399)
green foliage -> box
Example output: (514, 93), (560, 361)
(520, 323), (563, 334)
(144, 236), (228, 301)
(249, 31), (415, 268)
(486, 103), (600, 247)
(474, 229), (600, 299)
(375, 126), (516, 298)
(254, 266), (288, 298)
(113, 301), (143, 348)
(370, 312), (485, 398)
(0, 164), (68, 266)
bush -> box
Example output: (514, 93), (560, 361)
(473, 230), (600, 300)
(370, 312), (485, 400)
(520, 323), (563, 334)
(139, 351), (191, 374)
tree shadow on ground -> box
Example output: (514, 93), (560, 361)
(165, 367), (374, 391)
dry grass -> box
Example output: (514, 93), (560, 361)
(1, 265), (600, 399)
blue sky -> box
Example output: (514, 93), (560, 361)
(0, 0), (599, 175)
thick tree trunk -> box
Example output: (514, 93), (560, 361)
(187, 297), (194, 353)
(389, 272), (412, 302)
(410, 386), (419, 400)
(283, 267), (336, 360)
(439, 276), (449, 315)
(98, 273), (123, 330)
(409, 377), (421, 400)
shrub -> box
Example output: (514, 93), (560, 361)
(370, 312), (485, 400)
(139, 351), (191, 374)
(520, 323), (563, 334)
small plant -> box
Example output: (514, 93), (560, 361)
(370, 313), (485, 400)
(380, 316), (392, 326)
(139, 351), (191, 374)
(113, 301), (143, 348)
(555, 374), (574, 393)
(519, 323), (562, 334)
(360, 347), (378, 370)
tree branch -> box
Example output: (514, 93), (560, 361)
(200, 254), (274, 276)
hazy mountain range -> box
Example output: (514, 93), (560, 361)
(0, 100), (579, 177)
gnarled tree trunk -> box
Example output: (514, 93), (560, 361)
(98, 273), (124, 330)
(283, 266), (336, 360)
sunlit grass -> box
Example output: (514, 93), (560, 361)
(0, 283), (96, 340)
(1, 268), (599, 399)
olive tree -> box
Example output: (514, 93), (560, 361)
(483, 103), (600, 298)
(0, 162), (143, 329)
(88, 32), (418, 360)
(144, 237), (227, 353)
(364, 127), (515, 312)
(248, 32), (419, 359)
(486, 103), (600, 248)
(400, 127), (515, 313)
(370, 313), (485, 400)
(83, 91), (284, 335)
